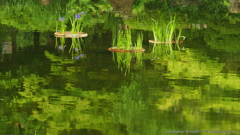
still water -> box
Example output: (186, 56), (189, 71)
(0, 0), (240, 135)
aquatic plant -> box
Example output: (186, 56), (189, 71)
(151, 16), (184, 57)
(55, 13), (85, 56)
(135, 32), (143, 50)
(58, 45), (66, 50)
(114, 29), (132, 50)
(56, 12), (85, 34)
(116, 52), (132, 74)
(112, 51), (143, 75)
(69, 12), (85, 34)
(55, 36), (84, 60)
(113, 29), (144, 51)
(55, 37), (66, 52)
(58, 17), (66, 34)
(74, 54), (85, 60)
(69, 37), (82, 53)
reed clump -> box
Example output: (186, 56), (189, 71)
(151, 16), (185, 58)
(113, 29), (143, 51)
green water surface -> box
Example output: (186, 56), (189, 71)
(0, 0), (240, 135)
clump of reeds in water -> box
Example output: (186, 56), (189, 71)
(135, 32), (143, 50)
(113, 29), (144, 51)
(56, 12), (86, 34)
(113, 51), (143, 75)
(115, 52), (132, 74)
(56, 37), (66, 52)
(69, 37), (82, 53)
(151, 16), (184, 58)
(55, 37), (84, 60)
(111, 30), (144, 75)
(114, 29), (132, 50)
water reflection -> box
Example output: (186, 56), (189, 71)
(111, 51), (143, 75)
(228, 0), (240, 13)
(55, 36), (85, 61)
(1, 41), (12, 62)
(108, 0), (134, 20)
(1, 0), (240, 134)
(188, 23), (208, 29)
(2, 42), (12, 54)
(40, 0), (51, 5)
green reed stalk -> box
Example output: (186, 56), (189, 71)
(76, 16), (84, 33)
(116, 52), (122, 69)
(112, 36), (116, 48)
(69, 38), (82, 53)
(151, 16), (181, 57)
(151, 20), (164, 57)
(113, 51), (144, 75)
(57, 16), (66, 34)
(152, 18), (165, 43)
(135, 52), (143, 67)
(112, 25), (118, 47)
(166, 16), (176, 54)
(55, 37), (58, 48)
(125, 29), (132, 50)
(124, 53), (132, 75)
(60, 37), (65, 45)
(114, 29), (133, 50)
(116, 52), (125, 73)
(69, 13), (84, 34)
(116, 30), (124, 49)
(115, 52), (132, 75)
(69, 17), (76, 34)
(56, 37), (66, 52)
(175, 28), (182, 50)
(151, 43), (163, 59)
(166, 21), (174, 54)
(77, 22), (83, 33)
(56, 21), (58, 32)
(135, 33), (143, 50)
(60, 21), (66, 34)
(60, 38), (65, 51)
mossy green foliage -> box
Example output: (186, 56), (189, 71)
(0, 0), (112, 31)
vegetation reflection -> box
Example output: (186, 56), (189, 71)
(1, 0), (240, 135)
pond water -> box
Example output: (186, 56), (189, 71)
(0, 0), (240, 135)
